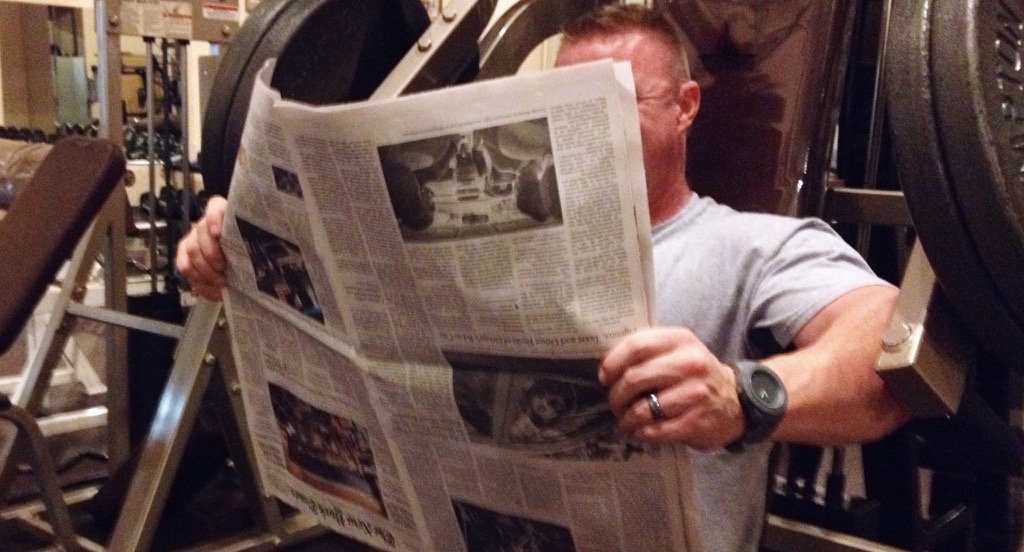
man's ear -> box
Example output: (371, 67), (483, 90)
(676, 80), (701, 132)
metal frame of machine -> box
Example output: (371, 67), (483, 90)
(1, 0), (1002, 550)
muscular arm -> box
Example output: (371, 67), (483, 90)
(600, 285), (911, 450)
(767, 284), (910, 445)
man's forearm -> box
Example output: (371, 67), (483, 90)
(767, 285), (911, 446)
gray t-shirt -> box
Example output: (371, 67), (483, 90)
(653, 194), (889, 552)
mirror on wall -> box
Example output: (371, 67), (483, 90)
(0, 4), (92, 139)
(0, 4), (182, 143)
(50, 7), (91, 128)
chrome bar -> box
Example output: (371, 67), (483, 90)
(108, 300), (221, 551)
(855, 0), (894, 257)
(0, 403), (79, 551)
(0, 367), (77, 396)
(146, 37), (159, 293)
(66, 302), (184, 339)
(370, 0), (497, 99)
(38, 406), (108, 437)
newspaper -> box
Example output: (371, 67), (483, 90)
(220, 60), (702, 552)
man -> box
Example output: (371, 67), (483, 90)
(178, 5), (909, 551)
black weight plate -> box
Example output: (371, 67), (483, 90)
(200, 0), (293, 196)
(271, 0), (430, 105)
(213, 0), (335, 197)
(886, 0), (1024, 369)
(931, 0), (1024, 334)
(201, 0), (430, 197)
(269, 1), (377, 105)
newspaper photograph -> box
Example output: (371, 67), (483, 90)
(219, 60), (703, 552)
(277, 59), (652, 361)
(217, 65), (357, 351)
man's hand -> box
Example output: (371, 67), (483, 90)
(176, 195), (228, 301)
(599, 328), (744, 450)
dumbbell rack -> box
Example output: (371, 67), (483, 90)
(5, 0), (997, 550)
(0, 0), (502, 549)
(0, 1), (328, 550)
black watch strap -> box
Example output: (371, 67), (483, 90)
(726, 360), (787, 453)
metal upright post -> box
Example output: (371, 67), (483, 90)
(95, 0), (131, 471)
(146, 36), (159, 293)
(177, 40), (192, 235)
(854, 0), (894, 259)
(107, 301), (327, 550)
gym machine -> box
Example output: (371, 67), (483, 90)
(0, 0), (606, 549)
(4, 0), (1024, 550)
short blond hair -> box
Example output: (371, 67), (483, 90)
(560, 4), (690, 82)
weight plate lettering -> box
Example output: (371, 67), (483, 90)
(887, 0), (1024, 369)
(931, 0), (1024, 334)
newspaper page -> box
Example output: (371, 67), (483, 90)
(282, 60), (654, 361)
(216, 62), (357, 351)
(220, 61), (703, 552)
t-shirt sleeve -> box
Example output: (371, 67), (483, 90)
(748, 218), (892, 349)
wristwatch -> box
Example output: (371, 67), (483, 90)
(725, 360), (787, 453)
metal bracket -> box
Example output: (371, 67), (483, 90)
(877, 241), (972, 417)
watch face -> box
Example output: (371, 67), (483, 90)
(750, 370), (785, 410)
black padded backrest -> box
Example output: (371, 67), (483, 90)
(0, 137), (125, 353)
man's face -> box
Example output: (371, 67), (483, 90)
(555, 31), (692, 203)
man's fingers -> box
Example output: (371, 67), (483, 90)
(605, 363), (677, 417)
(598, 328), (697, 386)
(176, 223), (226, 293)
(604, 344), (709, 417)
(618, 386), (679, 433)
(205, 196), (228, 237)
(196, 217), (227, 273)
(187, 234), (226, 286)
(613, 368), (743, 449)
(173, 195), (229, 301)
(630, 415), (707, 446)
